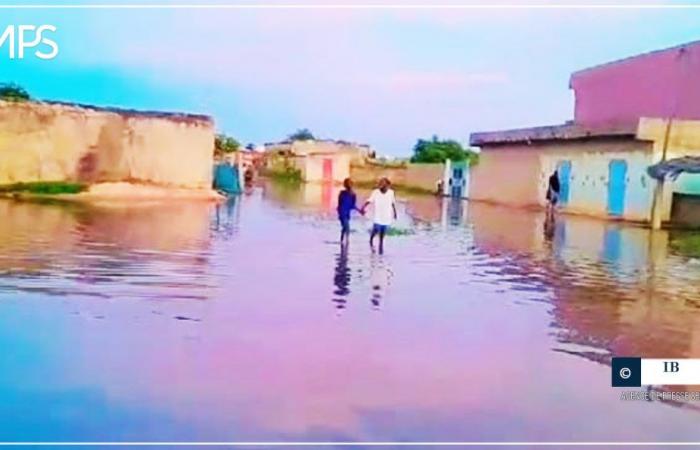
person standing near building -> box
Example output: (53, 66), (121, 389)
(361, 177), (397, 254)
(546, 169), (561, 221)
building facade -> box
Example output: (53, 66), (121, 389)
(470, 41), (700, 227)
(0, 100), (215, 189)
(265, 139), (371, 164)
(291, 153), (351, 183)
(264, 139), (364, 183)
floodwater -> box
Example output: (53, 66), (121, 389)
(2, 181), (700, 443)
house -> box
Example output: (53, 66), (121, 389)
(238, 148), (264, 171)
(265, 139), (371, 164)
(289, 152), (351, 183)
(264, 139), (361, 183)
(469, 41), (700, 227)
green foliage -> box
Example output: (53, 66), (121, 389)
(215, 134), (241, 154)
(410, 135), (479, 164)
(670, 233), (700, 257)
(363, 226), (414, 236)
(384, 227), (415, 236)
(0, 182), (87, 195)
(287, 128), (315, 141)
(0, 83), (30, 102)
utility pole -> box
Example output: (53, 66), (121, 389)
(650, 118), (672, 230)
(649, 46), (688, 230)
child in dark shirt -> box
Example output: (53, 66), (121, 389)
(337, 178), (362, 245)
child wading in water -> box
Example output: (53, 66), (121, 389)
(337, 178), (362, 245)
(361, 177), (397, 254)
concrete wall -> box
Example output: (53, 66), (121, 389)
(266, 139), (371, 165)
(637, 118), (700, 223)
(537, 139), (655, 222)
(0, 100), (215, 188)
(571, 41), (700, 126)
(469, 145), (541, 207)
(470, 118), (700, 224)
(470, 138), (656, 222)
(293, 154), (350, 183)
(351, 163), (444, 191)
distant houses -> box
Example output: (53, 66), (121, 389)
(264, 139), (372, 183)
(469, 40), (700, 228)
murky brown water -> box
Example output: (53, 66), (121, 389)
(2, 181), (700, 443)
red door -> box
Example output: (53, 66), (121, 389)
(322, 158), (333, 182)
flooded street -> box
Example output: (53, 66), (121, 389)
(3, 181), (700, 443)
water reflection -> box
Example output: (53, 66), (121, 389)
(368, 254), (392, 310)
(543, 213), (555, 242)
(2, 183), (700, 441)
(332, 244), (351, 310)
(0, 198), (214, 301)
(466, 200), (700, 405)
(445, 197), (466, 227)
(213, 195), (240, 238)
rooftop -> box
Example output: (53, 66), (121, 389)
(469, 122), (639, 147)
(0, 99), (213, 124)
(569, 39), (700, 82)
(264, 139), (370, 148)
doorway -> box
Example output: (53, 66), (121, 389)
(449, 162), (469, 198)
(607, 159), (627, 216)
(557, 160), (572, 206)
(322, 158), (333, 182)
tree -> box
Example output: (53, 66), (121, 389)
(410, 135), (479, 164)
(0, 83), (30, 102)
(215, 134), (241, 154)
(287, 128), (315, 141)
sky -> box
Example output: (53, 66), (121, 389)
(3, 1), (700, 156)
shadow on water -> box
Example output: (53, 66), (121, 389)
(368, 253), (393, 310)
(332, 243), (351, 310)
(331, 244), (394, 312)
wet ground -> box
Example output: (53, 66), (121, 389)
(2, 180), (700, 443)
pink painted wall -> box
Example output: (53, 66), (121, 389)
(571, 41), (700, 126)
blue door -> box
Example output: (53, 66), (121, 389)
(557, 160), (571, 205)
(607, 160), (627, 216)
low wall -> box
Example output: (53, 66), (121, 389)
(0, 100), (215, 189)
(470, 145), (541, 208)
(350, 162), (444, 191)
(266, 139), (370, 165)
